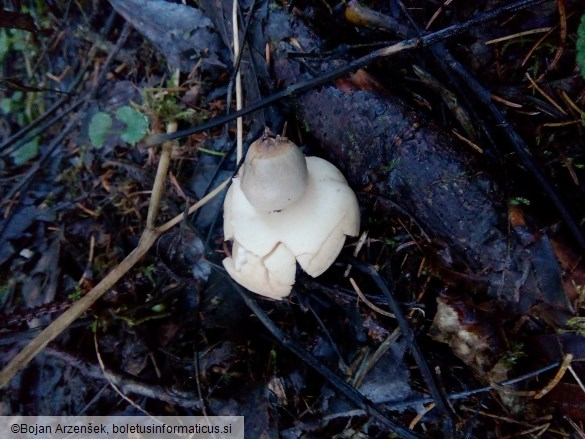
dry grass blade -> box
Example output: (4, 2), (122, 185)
(93, 326), (151, 416)
(232, 0), (244, 162)
(484, 27), (552, 45)
(524, 71), (567, 115)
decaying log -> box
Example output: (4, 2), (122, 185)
(267, 10), (572, 321)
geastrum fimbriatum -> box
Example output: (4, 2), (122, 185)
(222, 130), (360, 299)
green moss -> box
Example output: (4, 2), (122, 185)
(566, 317), (585, 337)
(509, 196), (530, 206)
(502, 341), (525, 367)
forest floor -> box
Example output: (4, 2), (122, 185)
(1, 0), (585, 437)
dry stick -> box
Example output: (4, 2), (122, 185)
(88, 23), (131, 101)
(349, 277), (395, 318)
(351, 327), (401, 388)
(0, 98), (83, 155)
(145, 0), (548, 147)
(39, 345), (202, 410)
(146, 121), (177, 228)
(1, 116), (80, 206)
(0, 135), (230, 389)
(2, 22), (130, 219)
(0, 22), (106, 154)
(490, 353), (575, 398)
(0, 183), (229, 388)
(157, 178), (231, 234)
(0, 229), (157, 389)
(533, 353), (573, 399)
(0, 122), (177, 388)
(232, 0), (244, 162)
(385, 360), (561, 411)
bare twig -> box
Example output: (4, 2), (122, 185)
(0, 122), (229, 388)
(533, 353), (573, 399)
(484, 27), (552, 45)
(146, 120), (178, 228)
(351, 328), (400, 388)
(383, 361), (561, 411)
(567, 365), (585, 395)
(0, 229), (158, 388)
(41, 346), (202, 410)
(232, 0), (244, 162)
(524, 71), (567, 115)
(489, 353), (573, 399)
(157, 177), (231, 234)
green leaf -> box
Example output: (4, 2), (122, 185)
(11, 137), (39, 165)
(578, 14), (585, 80)
(115, 105), (149, 146)
(89, 112), (112, 148)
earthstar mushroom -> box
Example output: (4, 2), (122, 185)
(223, 131), (360, 299)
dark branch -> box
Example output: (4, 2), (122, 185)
(144, 0), (548, 147)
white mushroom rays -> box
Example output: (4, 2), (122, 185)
(223, 130), (360, 299)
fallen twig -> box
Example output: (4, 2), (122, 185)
(0, 122), (230, 388)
